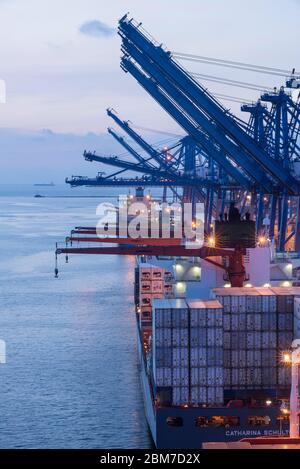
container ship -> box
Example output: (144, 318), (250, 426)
(55, 14), (300, 449)
(56, 196), (300, 449)
(133, 218), (300, 448)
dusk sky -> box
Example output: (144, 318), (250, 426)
(0, 0), (299, 183)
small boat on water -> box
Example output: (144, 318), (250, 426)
(34, 182), (55, 187)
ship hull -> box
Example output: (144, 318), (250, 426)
(136, 320), (289, 449)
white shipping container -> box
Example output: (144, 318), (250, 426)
(231, 350), (239, 367)
(261, 312), (277, 331)
(231, 332), (240, 349)
(155, 367), (172, 386)
(247, 368), (262, 386)
(261, 349), (276, 367)
(191, 367), (207, 386)
(254, 314), (262, 331)
(253, 368), (261, 386)
(198, 387), (208, 404)
(152, 280), (164, 293)
(155, 328), (172, 347)
(172, 386), (189, 406)
(294, 297), (300, 339)
(223, 296), (231, 313)
(140, 267), (152, 280)
(238, 368), (246, 386)
(198, 310), (208, 328)
(140, 294), (152, 307)
(224, 368), (231, 386)
(223, 314), (231, 331)
(215, 387), (224, 404)
(246, 350), (255, 366)
(172, 328), (189, 347)
(261, 331), (276, 349)
(223, 332), (231, 349)
(207, 367), (223, 386)
(190, 327), (206, 347)
(207, 327), (223, 346)
(154, 309), (163, 328)
(246, 295), (262, 313)
(238, 332), (247, 349)
(231, 296), (239, 313)
(278, 367), (291, 386)
(246, 314), (255, 330)
(262, 367), (276, 386)
(172, 309), (189, 328)
(152, 267), (164, 280)
(162, 310), (172, 328)
(254, 350), (262, 366)
(207, 347), (223, 366)
(231, 350), (247, 367)
(140, 280), (152, 292)
(190, 309), (199, 327)
(238, 313), (247, 330)
(231, 315), (239, 331)
(172, 347), (189, 367)
(246, 332), (262, 349)
(231, 369), (239, 386)
(190, 347), (207, 367)
(223, 350), (231, 367)
(190, 386), (199, 405)
(206, 386), (223, 404)
(207, 309), (223, 327)
(172, 367), (189, 386)
(155, 347), (172, 367)
(278, 331), (293, 349)
(238, 296), (247, 313)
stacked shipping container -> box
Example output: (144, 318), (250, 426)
(188, 300), (223, 406)
(139, 265), (165, 327)
(151, 286), (300, 407)
(153, 298), (224, 406)
(153, 299), (189, 406)
(213, 287), (300, 390)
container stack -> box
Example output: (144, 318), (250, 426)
(212, 286), (299, 390)
(188, 300), (223, 406)
(152, 298), (224, 406)
(294, 297), (300, 339)
(139, 265), (165, 328)
(153, 299), (189, 406)
(164, 269), (174, 298)
(272, 287), (296, 387)
(151, 285), (300, 408)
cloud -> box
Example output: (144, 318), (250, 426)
(79, 20), (115, 38)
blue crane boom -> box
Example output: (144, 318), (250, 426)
(84, 150), (159, 176)
(120, 45), (271, 191)
(118, 15), (300, 194)
(107, 127), (156, 169)
(121, 56), (254, 190)
(107, 109), (172, 170)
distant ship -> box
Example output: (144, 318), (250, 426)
(34, 182), (55, 187)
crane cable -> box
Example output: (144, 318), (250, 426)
(173, 52), (299, 77)
(191, 72), (273, 92)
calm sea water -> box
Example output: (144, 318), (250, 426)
(0, 185), (153, 448)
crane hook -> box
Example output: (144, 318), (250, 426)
(55, 245), (59, 278)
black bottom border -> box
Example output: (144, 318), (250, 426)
(0, 449), (298, 466)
